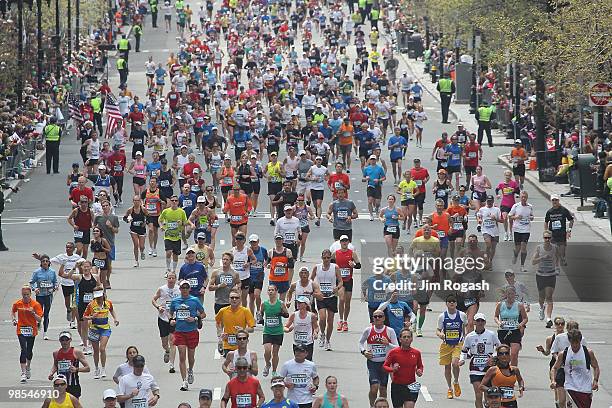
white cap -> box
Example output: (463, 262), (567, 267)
(135, 151), (143, 156)
(197, 195), (206, 203)
(369, 154), (377, 160)
(248, 234), (259, 242)
(98, 164), (106, 170)
(474, 313), (486, 321)
(339, 235), (349, 241)
(103, 389), (117, 400)
(298, 150), (307, 155)
(550, 194), (560, 201)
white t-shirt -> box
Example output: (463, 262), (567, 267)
(118, 372), (159, 408)
(50, 253), (84, 287)
(279, 359), (318, 404)
(509, 203), (534, 233)
(309, 165), (328, 190)
(275, 217), (301, 245)
(461, 329), (501, 376)
(550, 332), (588, 354)
(477, 206), (501, 237)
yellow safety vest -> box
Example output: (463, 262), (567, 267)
(478, 106), (493, 122)
(438, 78), (452, 93)
(358, 0), (366, 8)
(607, 177), (612, 195)
(90, 97), (102, 113)
(44, 124), (60, 142)
(117, 58), (126, 70)
(118, 38), (129, 51)
(370, 9), (379, 20)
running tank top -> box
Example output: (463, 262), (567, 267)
(78, 275), (97, 307)
(211, 152), (223, 172)
(89, 139), (100, 159)
(295, 280), (314, 304)
(431, 211), (450, 237)
(49, 395), (75, 408)
(232, 349), (253, 367)
(294, 206), (309, 228)
(499, 301), (520, 330)
(285, 156), (299, 177)
(54, 347), (80, 387)
(129, 208), (146, 234)
(492, 367), (518, 402)
(315, 263), (337, 298)
(74, 208), (92, 231)
(232, 246), (250, 280)
(383, 207), (400, 226)
(220, 167), (235, 187)
(94, 175), (112, 197)
(471, 174), (487, 193)
(293, 311), (314, 345)
(334, 249), (353, 282)
(134, 161), (146, 178)
(322, 393), (343, 408)
(267, 162), (282, 183)
(269, 249), (290, 282)
(158, 284), (181, 322)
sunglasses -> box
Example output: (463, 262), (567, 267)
(237, 337), (248, 341)
(53, 383), (66, 387)
(206, 189), (213, 192)
(171, 199), (179, 202)
(447, 300), (457, 303)
(373, 315), (385, 319)
(497, 351), (510, 356)
(555, 321), (565, 326)
(544, 236), (551, 240)
(230, 296), (240, 300)
(236, 237), (245, 241)
(322, 256), (331, 259)
(236, 366), (249, 370)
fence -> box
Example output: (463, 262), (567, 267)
(1, 135), (41, 181)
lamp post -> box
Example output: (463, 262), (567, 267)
(75, 0), (79, 51)
(36, 0), (42, 89)
(16, 0), (23, 106)
(54, 0), (60, 80)
(67, 0), (71, 63)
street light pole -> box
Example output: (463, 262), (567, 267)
(36, 0), (43, 90)
(67, 0), (71, 63)
(54, 0), (60, 80)
(16, 0), (23, 106)
(75, 0), (80, 52)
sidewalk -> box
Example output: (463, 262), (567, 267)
(394, 46), (513, 147)
(498, 154), (612, 242)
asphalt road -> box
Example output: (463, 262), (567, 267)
(0, 2), (610, 407)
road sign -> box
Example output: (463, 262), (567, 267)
(588, 82), (612, 107)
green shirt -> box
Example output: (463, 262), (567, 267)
(159, 207), (188, 241)
(263, 300), (284, 335)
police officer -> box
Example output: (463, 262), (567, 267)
(476, 102), (495, 147)
(149, 0), (159, 28)
(116, 34), (131, 61)
(117, 56), (128, 87)
(0, 185), (17, 251)
(133, 24), (143, 52)
(44, 117), (62, 174)
(90, 93), (103, 136)
(437, 72), (455, 124)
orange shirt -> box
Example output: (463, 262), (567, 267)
(220, 167), (235, 187)
(431, 211), (451, 237)
(12, 298), (43, 336)
(224, 194), (252, 225)
(447, 205), (468, 232)
(338, 123), (354, 145)
(510, 148), (527, 163)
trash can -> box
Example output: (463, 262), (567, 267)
(409, 33), (424, 59)
(536, 150), (560, 182)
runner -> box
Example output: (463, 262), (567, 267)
(436, 294), (468, 399)
(41, 375), (83, 408)
(376, 290), (416, 339)
(544, 194), (574, 266)
(409, 158), (430, 227)
(294, 195), (316, 261)
(312, 376), (349, 408)
(222, 330), (259, 378)
(12, 284), (43, 383)
(262, 377), (300, 408)
(179, 248), (209, 304)
(446, 195), (468, 258)
(159, 194), (192, 274)
(268, 233), (295, 302)
(48, 331), (89, 398)
(476, 195), (503, 270)
(152, 272), (180, 372)
(123, 195), (148, 267)
(232, 231), (257, 305)
(432, 169), (453, 208)
(83, 286), (119, 379)
(388, 127), (408, 185)
(30, 254), (57, 340)
(285, 295), (320, 362)
(383, 328), (424, 408)
(141, 177), (165, 257)
(494, 286), (528, 366)
(509, 191), (534, 272)
(460, 313), (501, 408)
(379, 194), (403, 256)
(262, 285), (290, 377)
(312, 249), (343, 351)
(510, 140), (528, 189)
(479, 344), (526, 407)
(455, 234), (487, 331)
(307, 156), (330, 224)
(223, 185), (252, 244)
(279, 345), (320, 408)
(397, 171), (418, 233)
(215, 289), (255, 357)
(68, 197), (94, 260)
(444, 135), (463, 190)
(327, 163), (350, 202)
(331, 235), (361, 331)
(248, 234), (269, 321)
(117, 355), (161, 408)
(209, 252), (241, 318)
(169, 279), (206, 391)
(430, 198), (451, 279)
(495, 170), (520, 241)
(276, 204), (302, 265)
(536, 317), (568, 408)
(532, 230), (560, 328)
(463, 133), (482, 189)
(470, 165), (492, 212)
(327, 185), (358, 242)
(264, 151), (285, 223)
(409, 230), (440, 336)
(362, 155), (386, 221)
(220, 357), (265, 408)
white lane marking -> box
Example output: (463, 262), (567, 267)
(214, 349), (222, 359)
(219, 239), (225, 246)
(213, 387), (222, 400)
(26, 218), (41, 223)
(421, 385), (433, 401)
(589, 340), (606, 344)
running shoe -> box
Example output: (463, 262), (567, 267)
(20, 373), (26, 383)
(180, 380), (188, 391)
(416, 328), (423, 337)
(447, 389), (454, 399)
(546, 319), (553, 329)
(44, 332), (49, 340)
(318, 337), (325, 348)
(263, 364), (271, 377)
(369, 214), (374, 221)
(337, 321), (343, 331)
(512, 252), (518, 265)
(25, 367), (31, 379)
(187, 369), (194, 384)
(101, 367), (106, 378)
(453, 382), (461, 397)
(133, 262), (139, 268)
(69, 320), (77, 329)
(315, 220), (320, 227)
(141, 252), (145, 260)
(182, 242), (188, 250)
(504, 233), (509, 241)
(152, 250), (158, 257)
(270, 219), (275, 226)
(521, 266), (528, 273)
(325, 340), (332, 351)
(217, 341), (224, 355)
(164, 350), (170, 363)
(539, 305), (545, 321)
(93, 367), (100, 379)
(271, 371), (278, 378)
(148, 249), (153, 256)
(169, 365), (175, 373)
(343, 321), (348, 332)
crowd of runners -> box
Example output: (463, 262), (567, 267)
(8, 0), (603, 407)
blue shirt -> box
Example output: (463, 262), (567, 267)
(410, 84), (423, 98)
(233, 130), (252, 148)
(250, 246), (269, 281)
(388, 136), (407, 160)
(170, 295), (204, 332)
(318, 125), (333, 141)
(179, 192), (198, 217)
(146, 161), (162, 178)
(178, 262), (208, 297)
(155, 67), (166, 84)
(383, 300), (413, 338)
(329, 118), (342, 135)
(30, 267), (57, 296)
(362, 164), (385, 187)
(355, 130), (375, 149)
(364, 275), (391, 308)
(445, 143), (462, 167)
(201, 124), (215, 143)
(262, 398), (299, 408)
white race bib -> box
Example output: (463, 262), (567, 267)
(58, 360), (71, 372)
(295, 331), (308, 343)
(265, 316), (280, 327)
(227, 334), (237, 345)
(551, 220), (561, 230)
(188, 277), (199, 288)
(83, 293), (93, 303)
(20, 326), (33, 336)
(74, 230), (84, 238)
(340, 268), (351, 278)
(177, 309), (190, 320)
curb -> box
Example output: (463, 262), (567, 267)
(497, 154), (611, 242)
(4, 149), (47, 201)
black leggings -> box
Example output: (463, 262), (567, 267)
(114, 176), (124, 201)
(36, 294), (52, 332)
(18, 335), (35, 363)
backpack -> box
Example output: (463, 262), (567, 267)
(556, 345), (591, 385)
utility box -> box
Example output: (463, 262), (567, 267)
(455, 63), (472, 103)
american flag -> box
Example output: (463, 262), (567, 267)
(104, 93), (124, 138)
(67, 92), (82, 122)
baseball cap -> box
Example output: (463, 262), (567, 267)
(248, 234), (259, 242)
(457, 122), (464, 127)
(504, 269), (515, 276)
(413, 158), (421, 162)
(270, 151), (278, 156)
(58, 331), (72, 340)
(197, 195), (206, 203)
(186, 248), (196, 254)
(339, 235), (349, 241)
(132, 355), (145, 367)
(53, 374), (67, 384)
(298, 150), (306, 155)
(193, 168), (200, 173)
(274, 233), (283, 240)
(98, 164), (106, 170)
(135, 151), (143, 156)
(369, 154), (377, 160)
(72, 162), (79, 168)
(103, 389), (117, 400)
(550, 194), (560, 201)
(474, 313), (486, 321)
(271, 378), (285, 387)
(199, 389), (213, 400)
(296, 295), (310, 303)
(93, 289), (105, 298)
(134, 121), (142, 125)
(196, 232), (207, 240)
(181, 144), (188, 149)
(284, 204), (293, 211)
(486, 194), (495, 201)
(514, 139), (522, 144)
(178, 279), (191, 287)
(293, 344), (307, 352)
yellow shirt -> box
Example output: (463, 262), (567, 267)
(398, 179), (418, 201)
(215, 306), (255, 350)
(410, 236), (441, 258)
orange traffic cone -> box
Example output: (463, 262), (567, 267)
(528, 155), (537, 171)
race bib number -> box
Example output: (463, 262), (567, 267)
(177, 309), (190, 320)
(371, 344), (387, 358)
(373, 292), (387, 301)
(113, 165), (123, 172)
(274, 266), (286, 276)
(132, 398), (147, 408)
(20, 326), (33, 336)
(189, 277), (199, 288)
(551, 220), (561, 230)
(472, 355), (488, 369)
(453, 222), (464, 231)
(452, 154), (460, 161)
(340, 268), (351, 278)
(320, 282), (333, 295)
(265, 316), (280, 327)
(165, 300), (171, 310)
(58, 360), (71, 372)
(223, 177), (232, 185)
(386, 225), (397, 233)
(160, 180), (170, 187)
(464, 298), (476, 307)
(483, 219), (496, 228)
(337, 210), (348, 219)
(220, 275), (234, 285)
(290, 373), (309, 386)
(88, 329), (100, 342)
(227, 334), (237, 345)
(468, 152), (477, 158)
(295, 331), (308, 343)
(136, 169), (145, 176)
(501, 318), (518, 330)
(445, 330), (459, 340)
(437, 231), (446, 238)
(236, 394), (252, 407)
(415, 180), (423, 186)
(74, 230), (84, 239)
(83, 293), (93, 303)
(270, 176), (281, 183)
(407, 382), (421, 393)
(519, 217), (530, 226)
(93, 258), (106, 268)
(299, 218), (308, 227)
(436, 190), (447, 198)
(231, 215), (243, 222)
(146, 203), (157, 212)
(182, 200), (192, 208)
(236, 141), (245, 148)
(167, 221), (179, 230)
(500, 386), (514, 399)
(40, 280), (53, 288)
(284, 232), (296, 242)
